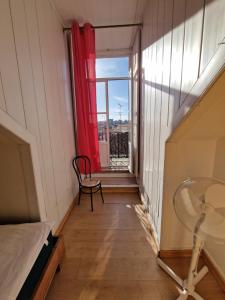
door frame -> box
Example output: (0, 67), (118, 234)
(96, 77), (131, 169)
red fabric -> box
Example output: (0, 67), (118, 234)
(71, 21), (100, 172)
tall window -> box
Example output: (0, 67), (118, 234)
(96, 57), (129, 78)
(96, 57), (130, 140)
(96, 57), (130, 168)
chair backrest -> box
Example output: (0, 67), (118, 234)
(72, 155), (91, 185)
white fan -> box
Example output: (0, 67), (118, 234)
(157, 177), (225, 300)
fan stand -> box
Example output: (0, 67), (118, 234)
(157, 234), (208, 300)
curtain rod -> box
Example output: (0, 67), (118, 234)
(63, 23), (142, 31)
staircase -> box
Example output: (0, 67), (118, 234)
(93, 173), (139, 193)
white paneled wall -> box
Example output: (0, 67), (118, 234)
(138, 0), (225, 242)
(0, 0), (77, 229)
(161, 73), (225, 278)
(0, 0), (26, 126)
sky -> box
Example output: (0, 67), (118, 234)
(96, 57), (129, 121)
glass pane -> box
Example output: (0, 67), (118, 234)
(96, 82), (106, 112)
(97, 114), (107, 141)
(108, 80), (129, 164)
(96, 57), (129, 78)
(108, 80), (129, 129)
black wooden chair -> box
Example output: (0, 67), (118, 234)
(72, 155), (104, 211)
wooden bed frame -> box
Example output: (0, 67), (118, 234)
(32, 235), (65, 300)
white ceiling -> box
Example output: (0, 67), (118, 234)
(52, 0), (147, 56)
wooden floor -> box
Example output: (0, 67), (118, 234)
(47, 193), (225, 300)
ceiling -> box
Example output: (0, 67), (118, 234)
(52, 0), (147, 56)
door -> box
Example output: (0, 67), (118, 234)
(108, 79), (130, 169)
(96, 81), (109, 167)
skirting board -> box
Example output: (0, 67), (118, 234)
(158, 249), (225, 292)
(55, 196), (77, 236)
(202, 250), (225, 293)
(138, 190), (160, 253)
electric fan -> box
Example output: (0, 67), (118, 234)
(157, 177), (225, 300)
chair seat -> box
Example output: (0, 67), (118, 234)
(82, 178), (100, 188)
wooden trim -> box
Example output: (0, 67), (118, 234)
(32, 235), (65, 300)
(158, 249), (192, 258)
(55, 197), (76, 236)
(202, 250), (225, 292)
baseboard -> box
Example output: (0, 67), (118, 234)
(202, 250), (225, 292)
(158, 249), (225, 292)
(55, 196), (77, 236)
(138, 190), (160, 253)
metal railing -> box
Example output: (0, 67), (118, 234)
(109, 131), (129, 158)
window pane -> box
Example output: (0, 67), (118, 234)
(96, 82), (106, 112)
(97, 114), (107, 141)
(108, 80), (129, 132)
(96, 57), (129, 78)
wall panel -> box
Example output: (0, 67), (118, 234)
(139, 0), (225, 244)
(180, 0), (204, 105)
(0, 0), (77, 229)
(168, 0), (186, 120)
(10, 0), (40, 138)
(24, 0), (54, 215)
(152, 0), (164, 228)
(24, 0), (59, 223)
(0, 0), (25, 126)
(36, 0), (75, 225)
(200, 0), (225, 74)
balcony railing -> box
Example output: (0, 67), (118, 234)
(109, 131), (129, 158)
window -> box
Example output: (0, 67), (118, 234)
(108, 80), (129, 124)
(97, 114), (107, 141)
(96, 82), (106, 113)
(96, 57), (130, 169)
(96, 57), (129, 78)
(96, 82), (107, 141)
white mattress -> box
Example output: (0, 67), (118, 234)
(0, 222), (53, 300)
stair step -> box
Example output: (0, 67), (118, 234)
(102, 185), (139, 193)
(99, 177), (137, 185)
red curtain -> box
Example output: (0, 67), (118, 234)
(71, 21), (100, 172)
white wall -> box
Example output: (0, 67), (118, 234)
(0, 141), (39, 223)
(138, 0), (225, 243)
(0, 126), (40, 223)
(160, 70), (225, 279)
(0, 0), (77, 230)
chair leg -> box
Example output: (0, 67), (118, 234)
(100, 185), (104, 204)
(78, 189), (81, 205)
(90, 188), (93, 212)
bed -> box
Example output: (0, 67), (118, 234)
(0, 222), (64, 300)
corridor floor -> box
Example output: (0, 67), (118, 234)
(47, 193), (225, 300)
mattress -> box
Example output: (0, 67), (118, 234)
(0, 222), (53, 300)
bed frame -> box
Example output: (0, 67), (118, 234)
(32, 235), (65, 300)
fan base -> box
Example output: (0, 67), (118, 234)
(157, 257), (208, 300)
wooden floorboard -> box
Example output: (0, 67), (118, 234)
(46, 193), (225, 300)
